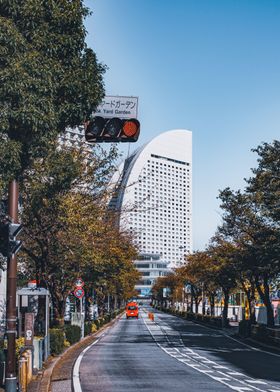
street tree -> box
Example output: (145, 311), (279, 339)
(218, 150), (280, 328)
(0, 0), (106, 185)
(20, 144), (120, 324)
(206, 236), (238, 326)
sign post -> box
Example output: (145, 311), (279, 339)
(73, 280), (85, 340)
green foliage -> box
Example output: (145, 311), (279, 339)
(93, 319), (100, 330)
(84, 322), (93, 337)
(15, 337), (25, 360)
(50, 328), (64, 355)
(64, 325), (81, 345)
(0, 0), (106, 182)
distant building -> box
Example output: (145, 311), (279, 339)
(110, 129), (192, 268)
(58, 126), (86, 149)
(134, 254), (170, 297)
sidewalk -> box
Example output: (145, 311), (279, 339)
(28, 314), (123, 392)
(28, 333), (98, 392)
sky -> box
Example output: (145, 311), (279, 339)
(84, 0), (280, 250)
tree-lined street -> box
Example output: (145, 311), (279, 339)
(77, 307), (280, 392)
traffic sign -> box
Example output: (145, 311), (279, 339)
(74, 288), (85, 299)
(75, 277), (84, 288)
(93, 96), (138, 119)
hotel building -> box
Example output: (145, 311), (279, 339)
(110, 129), (192, 269)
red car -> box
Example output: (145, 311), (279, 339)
(126, 302), (139, 319)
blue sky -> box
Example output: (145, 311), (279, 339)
(84, 0), (280, 250)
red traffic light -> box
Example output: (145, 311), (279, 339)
(85, 116), (140, 143)
(123, 119), (140, 137)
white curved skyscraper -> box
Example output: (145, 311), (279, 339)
(110, 129), (192, 267)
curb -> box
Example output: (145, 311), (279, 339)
(28, 313), (124, 392)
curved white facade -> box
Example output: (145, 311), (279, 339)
(111, 129), (192, 267)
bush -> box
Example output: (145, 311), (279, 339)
(15, 337), (25, 360)
(50, 329), (65, 355)
(64, 325), (81, 345)
(93, 319), (100, 330)
(84, 322), (94, 337)
(104, 314), (111, 323)
(98, 317), (105, 327)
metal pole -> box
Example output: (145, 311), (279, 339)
(5, 180), (19, 392)
(80, 298), (84, 340)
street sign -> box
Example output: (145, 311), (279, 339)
(74, 288), (85, 299)
(93, 96), (138, 119)
(24, 313), (34, 346)
(75, 277), (84, 288)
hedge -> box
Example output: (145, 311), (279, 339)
(64, 325), (81, 345)
(50, 328), (65, 355)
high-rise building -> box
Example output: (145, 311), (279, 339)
(110, 129), (192, 268)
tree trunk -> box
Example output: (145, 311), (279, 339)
(49, 287), (67, 326)
(195, 298), (199, 313)
(242, 282), (256, 324)
(222, 290), (229, 327)
(255, 276), (274, 327)
(210, 294), (215, 316)
(190, 286), (194, 312)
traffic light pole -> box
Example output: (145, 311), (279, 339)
(5, 180), (19, 392)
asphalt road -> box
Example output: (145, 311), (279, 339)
(77, 307), (280, 392)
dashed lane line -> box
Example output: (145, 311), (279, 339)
(141, 310), (280, 392)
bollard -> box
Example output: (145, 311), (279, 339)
(18, 356), (27, 392)
(25, 350), (33, 384)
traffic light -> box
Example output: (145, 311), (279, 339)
(0, 222), (22, 257)
(0, 223), (9, 257)
(85, 116), (140, 143)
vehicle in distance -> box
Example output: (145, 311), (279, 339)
(126, 302), (139, 319)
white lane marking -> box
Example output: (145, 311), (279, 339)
(155, 308), (280, 359)
(213, 365), (230, 370)
(142, 310), (280, 392)
(73, 338), (99, 392)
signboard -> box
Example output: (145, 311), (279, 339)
(93, 95), (138, 119)
(24, 313), (34, 346)
(75, 277), (84, 288)
(74, 288), (85, 299)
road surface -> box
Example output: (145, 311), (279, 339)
(76, 307), (280, 392)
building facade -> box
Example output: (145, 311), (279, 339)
(110, 129), (192, 268)
(58, 126), (85, 149)
(134, 254), (169, 297)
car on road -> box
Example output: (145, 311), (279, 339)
(126, 302), (139, 319)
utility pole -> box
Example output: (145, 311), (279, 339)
(5, 180), (19, 392)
